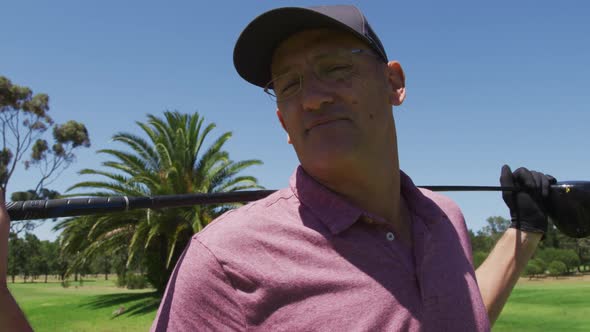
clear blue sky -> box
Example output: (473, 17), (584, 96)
(2, 0), (589, 241)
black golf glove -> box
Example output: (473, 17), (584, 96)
(500, 165), (557, 234)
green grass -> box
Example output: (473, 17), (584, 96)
(8, 277), (159, 332)
(7, 276), (590, 331)
(494, 278), (590, 331)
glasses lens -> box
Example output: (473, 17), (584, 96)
(315, 52), (356, 81)
(266, 72), (301, 101)
(263, 49), (368, 101)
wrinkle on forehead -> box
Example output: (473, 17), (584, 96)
(271, 29), (367, 76)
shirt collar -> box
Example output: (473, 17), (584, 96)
(290, 166), (363, 234)
(399, 170), (443, 227)
(289, 166), (442, 235)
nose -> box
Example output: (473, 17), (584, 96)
(299, 75), (334, 112)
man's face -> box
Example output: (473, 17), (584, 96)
(271, 29), (404, 176)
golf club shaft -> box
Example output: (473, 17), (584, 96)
(5, 186), (519, 221)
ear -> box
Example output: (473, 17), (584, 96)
(276, 109), (292, 144)
(386, 61), (406, 106)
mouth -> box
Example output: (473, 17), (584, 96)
(305, 118), (350, 132)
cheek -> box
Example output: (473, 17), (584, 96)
(349, 81), (381, 120)
(278, 111), (302, 137)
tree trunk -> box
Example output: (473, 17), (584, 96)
(45, 273), (48, 283)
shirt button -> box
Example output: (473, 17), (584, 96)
(386, 232), (395, 241)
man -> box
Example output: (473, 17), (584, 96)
(150, 5), (555, 331)
(0, 5), (554, 332)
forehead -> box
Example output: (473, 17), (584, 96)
(271, 29), (367, 72)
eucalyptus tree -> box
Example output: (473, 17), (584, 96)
(0, 75), (90, 233)
(56, 111), (262, 291)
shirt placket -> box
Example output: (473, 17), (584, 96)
(413, 216), (443, 320)
(362, 215), (417, 275)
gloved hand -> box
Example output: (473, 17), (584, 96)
(500, 165), (557, 234)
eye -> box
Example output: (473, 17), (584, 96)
(283, 79), (300, 93)
(323, 63), (354, 79)
(273, 73), (300, 96)
(277, 79), (299, 95)
(328, 64), (353, 73)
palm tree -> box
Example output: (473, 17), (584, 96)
(55, 111), (262, 292)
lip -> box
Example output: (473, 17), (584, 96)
(305, 117), (350, 131)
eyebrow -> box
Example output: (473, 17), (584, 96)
(272, 64), (294, 77)
(272, 34), (348, 76)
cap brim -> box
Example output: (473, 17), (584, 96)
(233, 7), (374, 88)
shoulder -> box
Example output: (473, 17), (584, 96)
(418, 188), (473, 255)
(195, 188), (297, 248)
(418, 189), (465, 223)
(401, 171), (465, 229)
(151, 237), (245, 331)
(417, 188), (470, 241)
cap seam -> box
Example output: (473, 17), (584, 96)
(352, 6), (366, 35)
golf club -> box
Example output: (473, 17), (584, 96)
(5, 182), (590, 238)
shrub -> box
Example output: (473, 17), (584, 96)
(560, 250), (581, 273)
(115, 274), (127, 288)
(61, 279), (70, 288)
(525, 260), (544, 279)
(548, 261), (567, 278)
(537, 248), (580, 273)
(115, 272), (150, 289)
(125, 274), (149, 289)
(533, 257), (547, 272)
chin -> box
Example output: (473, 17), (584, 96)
(293, 132), (360, 170)
(300, 148), (357, 176)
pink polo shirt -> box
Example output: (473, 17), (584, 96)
(151, 166), (490, 331)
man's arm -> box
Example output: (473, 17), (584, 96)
(475, 165), (555, 326)
(0, 190), (34, 331)
(475, 229), (541, 325)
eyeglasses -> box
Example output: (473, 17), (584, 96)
(264, 48), (382, 102)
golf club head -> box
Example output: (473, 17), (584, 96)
(548, 181), (590, 238)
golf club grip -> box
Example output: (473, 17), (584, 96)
(6, 196), (129, 221)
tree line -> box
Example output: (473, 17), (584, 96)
(470, 216), (590, 278)
(10, 215), (588, 287)
(7, 232), (121, 284)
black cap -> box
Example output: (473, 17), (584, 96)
(233, 5), (388, 88)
